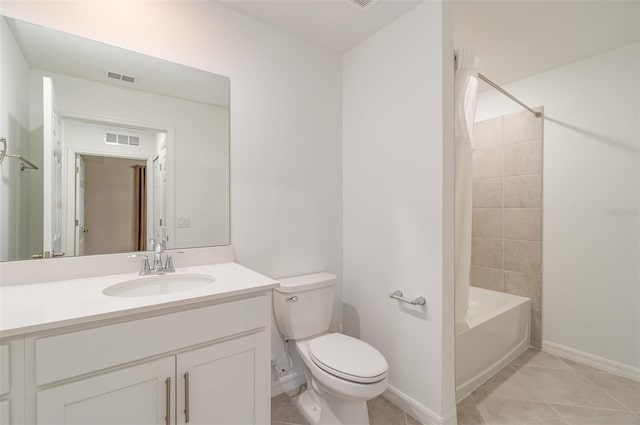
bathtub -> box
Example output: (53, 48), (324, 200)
(455, 286), (531, 401)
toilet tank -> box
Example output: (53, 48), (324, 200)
(273, 273), (336, 340)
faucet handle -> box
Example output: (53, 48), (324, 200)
(129, 254), (151, 275)
(148, 238), (166, 252)
(164, 251), (184, 273)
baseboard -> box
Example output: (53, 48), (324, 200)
(383, 385), (456, 425)
(271, 370), (306, 397)
(543, 340), (640, 382)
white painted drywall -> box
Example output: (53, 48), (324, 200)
(63, 121), (158, 158)
(343, 1), (456, 422)
(476, 43), (640, 369)
(1, 0), (342, 391)
(0, 19), (32, 261)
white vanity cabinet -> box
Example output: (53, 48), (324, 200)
(176, 333), (268, 425)
(37, 357), (176, 425)
(4, 292), (272, 425)
(0, 344), (9, 424)
(0, 340), (25, 425)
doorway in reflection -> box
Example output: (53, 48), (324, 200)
(78, 155), (147, 256)
(64, 120), (167, 257)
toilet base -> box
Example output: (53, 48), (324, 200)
(297, 391), (321, 424)
(297, 388), (370, 425)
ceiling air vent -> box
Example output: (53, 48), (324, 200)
(105, 132), (140, 147)
(106, 71), (136, 84)
(349, 0), (375, 8)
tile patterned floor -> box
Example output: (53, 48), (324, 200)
(272, 348), (640, 425)
(271, 387), (420, 425)
(457, 348), (640, 425)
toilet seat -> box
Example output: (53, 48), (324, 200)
(309, 333), (388, 384)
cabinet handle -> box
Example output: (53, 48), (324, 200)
(165, 376), (171, 425)
(184, 371), (190, 423)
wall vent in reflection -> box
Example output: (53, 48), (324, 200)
(105, 132), (140, 147)
(106, 71), (136, 83)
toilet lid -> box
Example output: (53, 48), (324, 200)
(309, 333), (388, 384)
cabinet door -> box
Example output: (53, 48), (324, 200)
(37, 357), (175, 425)
(0, 400), (10, 424)
(1, 339), (25, 425)
(176, 331), (269, 425)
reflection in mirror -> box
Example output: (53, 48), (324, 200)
(0, 16), (230, 261)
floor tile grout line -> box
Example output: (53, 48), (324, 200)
(580, 372), (637, 414)
(548, 400), (634, 413)
(457, 351), (639, 424)
(509, 363), (574, 371)
(271, 419), (307, 425)
(514, 352), (635, 414)
(547, 402), (572, 425)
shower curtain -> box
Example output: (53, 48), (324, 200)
(133, 165), (147, 251)
(454, 48), (479, 324)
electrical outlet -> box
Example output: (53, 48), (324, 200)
(177, 217), (190, 228)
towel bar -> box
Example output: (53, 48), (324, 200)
(390, 290), (426, 306)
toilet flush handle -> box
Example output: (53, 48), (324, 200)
(286, 296), (298, 302)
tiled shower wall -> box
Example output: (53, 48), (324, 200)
(471, 108), (543, 347)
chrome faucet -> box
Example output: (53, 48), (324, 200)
(151, 238), (165, 272)
(129, 238), (183, 276)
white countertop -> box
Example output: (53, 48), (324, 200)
(0, 262), (278, 338)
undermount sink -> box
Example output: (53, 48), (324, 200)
(103, 273), (216, 297)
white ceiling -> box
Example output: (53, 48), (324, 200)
(453, 1), (640, 87)
(218, 0), (421, 53)
(218, 0), (639, 86)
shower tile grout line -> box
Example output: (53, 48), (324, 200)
(473, 138), (542, 152)
(471, 236), (542, 243)
(473, 206), (542, 209)
(471, 265), (540, 277)
(501, 116), (505, 292)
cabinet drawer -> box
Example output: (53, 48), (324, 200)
(0, 344), (9, 396)
(36, 294), (269, 386)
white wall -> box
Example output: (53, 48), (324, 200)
(1, 0), (342, 392)
(342, 2), (456, 423)
(63, 121), (158, 158)
(0, 18), (32, 261)
(476, 43), (640, 370)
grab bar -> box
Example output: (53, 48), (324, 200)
(0, 137), (39, 170)
(390, 290), (426, 306)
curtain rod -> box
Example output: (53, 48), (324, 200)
(477, 73), (542, 118)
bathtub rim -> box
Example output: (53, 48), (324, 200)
(456, 286), (531, 336)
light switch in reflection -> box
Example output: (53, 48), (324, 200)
(177, 217), (191, 228)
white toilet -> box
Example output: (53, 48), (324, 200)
(273, 273), (388, 425)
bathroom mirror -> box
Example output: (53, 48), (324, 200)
(0, 16), (230, 262)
